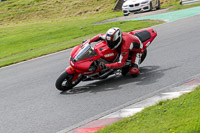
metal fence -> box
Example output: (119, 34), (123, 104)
(180, 0), (200, 5)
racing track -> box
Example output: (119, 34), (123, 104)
(0, 15), (200, 133)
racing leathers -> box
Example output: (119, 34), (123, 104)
(89, 32), (143, 75)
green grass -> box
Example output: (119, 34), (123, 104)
(97, 86), (200, 133)
(0, 0), (120, 25)
(160, 0), (200, 10)
(161, 0), (180, 8)
(169, 2), (200, 11)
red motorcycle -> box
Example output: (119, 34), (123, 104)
(55, 28), (157, 91)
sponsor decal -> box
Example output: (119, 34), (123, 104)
(104, 53), (114, 58)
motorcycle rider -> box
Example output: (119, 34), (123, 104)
(89, 27), (144, 77)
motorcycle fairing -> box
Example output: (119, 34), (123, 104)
(69, 40), (119, 74)
(94, 41), (119, 62)
(71, 42), (97, 61)
(70, 56), (99, 71)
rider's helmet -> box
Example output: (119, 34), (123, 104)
(105, 27), (122, 50)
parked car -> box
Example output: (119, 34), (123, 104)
(122, 0), (160, 16)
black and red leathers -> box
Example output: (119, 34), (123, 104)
(90, 32), (143, 74)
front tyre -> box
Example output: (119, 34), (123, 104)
(55, 71), (74, 91)
(123, 13), (129, 16)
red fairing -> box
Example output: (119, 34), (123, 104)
(94, 41), (118, 62)
(69, 40), (101, 73)
(72, 56), (99, 71)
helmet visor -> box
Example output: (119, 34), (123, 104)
(106, 37), (121, 49)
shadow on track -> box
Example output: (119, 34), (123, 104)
(60, 65), (177, 95)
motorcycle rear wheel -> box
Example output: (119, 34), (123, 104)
(55, 71), (74, 91)
(140, 49), (147, 64)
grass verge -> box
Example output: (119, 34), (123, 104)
(169, 2), (200, 11)
(97, 86), (200, 133)
(161, 0), (180, 8)
(161, 0), (200, 10)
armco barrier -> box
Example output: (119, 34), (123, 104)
(180, 0), (200, 5)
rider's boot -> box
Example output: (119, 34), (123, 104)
(129, 52), (142, 77)
(129, 37), (143, 77)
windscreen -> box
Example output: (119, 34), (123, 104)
(74, 43), (97, 61)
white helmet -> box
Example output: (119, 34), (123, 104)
(105, 27), (122, 50)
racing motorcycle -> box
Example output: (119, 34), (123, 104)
(55, 28), (157, 91)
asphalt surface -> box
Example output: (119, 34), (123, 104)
(0, 15), (200, 133)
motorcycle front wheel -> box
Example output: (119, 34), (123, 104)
(55, 71), (74, 91)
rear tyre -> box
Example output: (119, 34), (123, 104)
(140, 49), (147, 64)
(55, 71), (74, 91)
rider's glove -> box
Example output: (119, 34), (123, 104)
(82, 40), (87, 43)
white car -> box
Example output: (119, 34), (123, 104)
(122, 0), (160, 16)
